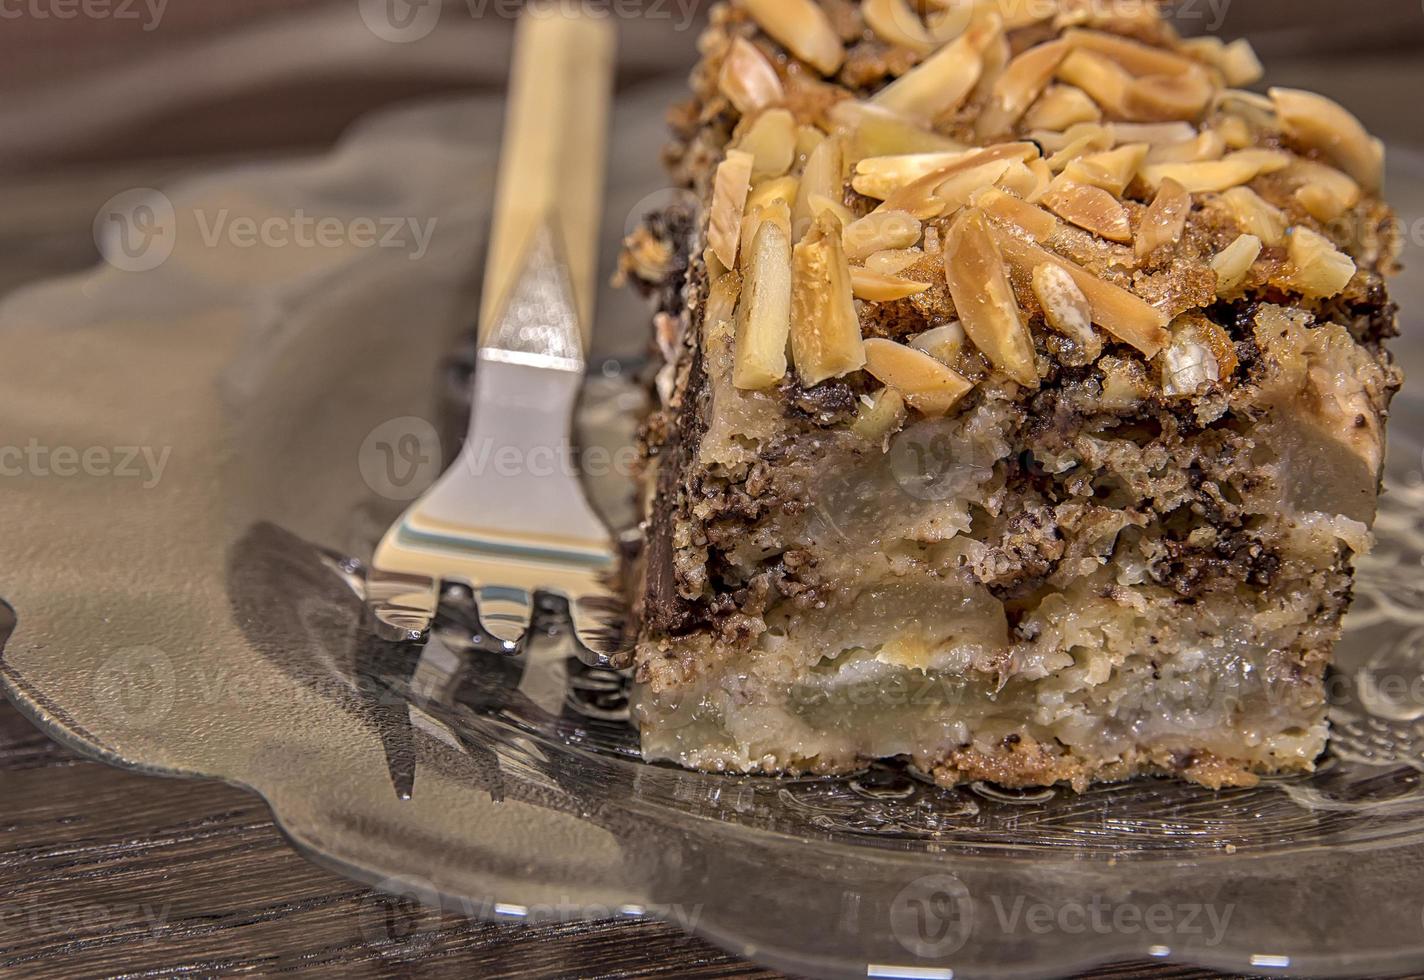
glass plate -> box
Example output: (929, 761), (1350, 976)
(3, 96), (1424, 979)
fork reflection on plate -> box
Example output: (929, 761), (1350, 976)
(364, 5), (629, 667)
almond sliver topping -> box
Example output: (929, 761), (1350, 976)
(973, 187), (1060, 242)
(864, 0), (937, 54)
(709, 149), (755, 271)
(976, 39), (1070, 138)
(1140, 149), (1289, 194)
(1270, 87), (1384, 193)
(736, 108), (798, 181)
(1282, 227), (1356, 300)
(843, 209), (924, 261)
(991, 226), (1170, 356)
(718, 38), (785, 116)
(1217, 186), (1286, 246)
(872, 11), (1002, 123)
(1031, 262), (1098, 351)
(790, 213), (867, 385)
(733, 219), (794, 390)
(1135, 176), (1190, 263)
(1040, 181), (1132, 242)
(943, 208), (1038, 387)
(1211, 233), (1262, 295)
(1024, 84), (1102, 131)
(850, 267), (931, 301)
(743, 0), (845, 77)
(863, 338), (974, 417)
(853, 150), (975, 200)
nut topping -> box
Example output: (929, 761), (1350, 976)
(864, 0), (936, 55)
(1210, 233), (1262, 296)
(793, 135), (845, 240)
(790, 213), (867, 385)
(1040, 181), (1132, 242)
(943, 208), (1039, 387)
(1024, 85), (1102, 131)
(1135, 176), (1190, 263)
(718, 38), (784, 116)
(862, 338), (975, 417)
(1141, 149), (1289, 193)
(1270, 87), (1384, 193)
(735, 109), (797, 181)
(872, 10), (1002, 124)
(709, 149), (755, 271)
(742, 0), (845, 76)
(843, 209), (923, 261)
(977, 39), (1070, 137)
(1282, 227), (1356, 300)
(733, 219), (794, 390)
(1032, 263), (1099, 353)
(850, 267), (932, 301)
(1216, 186), (1286, 246)
(991, 226), (1170, 356)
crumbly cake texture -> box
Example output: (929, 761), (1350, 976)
(620, 0), (1402, 790)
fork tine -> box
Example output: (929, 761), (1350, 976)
(474, 585), (534, 654)
(568, 593), (632, 669)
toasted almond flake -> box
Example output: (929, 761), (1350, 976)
(1044, 126), (1115, 171)
(864, 0), (936, 54)
(872, 11), (1001, 124)
(1270, 87), (1384, 193)
(844, 209), (923, 261)
(794, 125), (827, 169)
(1058, 49), (1214, 123)
(1216, 115), (1253, 150)
(742, 0), (845, 76)
(1040, 181), (1132, 242)
(1024, 84), (1102, 131)
(935, 158), (1016, 213)
(851, 267), (931, 301)
(1285, 159), (1362, 223)
(991, 226), (1171, 356)
(747, 175), (800, 212)
(709, 149), (755, 270)
(877, 142), (1039, 219)
(830, 102), (967, 162)
(862, 338), (975, 416)
(1135, 176), (1190, 263)
(1064, 29), (1206, 79)
(996, 160), (1051, 201)
(718, 38), (785, 116)
(973, 187), (1060, 242)
(739, 199), (792, 272)
(1107, 121), (1198, 146)
(853, 150), (975, 200)
(1143, 130), (1226, 165)
(1032, 262), (1097, 345)
(1296, 185), (1350, 224)
(866, 248), (924, 276)
(1060, 143), (1148, 196)
(1181, 36), (1263, 87)
(852, 386), (909, 445)
(733, 220), (794, 389)
(790, 213), (867, 385)
(912, 321), (967, 364)
(1159, 327), (1220, 397)
(1217, 187), (1286, 246)
(706, 272), (743, 333)
(808, 193), (856, 227)
(977, 39), (1070, 137)
(793, 135), (846, 240)
(943, 208), (1038, 387)
(1211, 233), (1262, 295)
(735, 108), (797, 181)
(1283, 227), (1356, 300)
(1141, 149), (1290, 194)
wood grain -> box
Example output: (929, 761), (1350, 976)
(4, 700), (1413, 980)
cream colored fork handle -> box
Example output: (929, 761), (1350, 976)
(478, 5), (615, 350)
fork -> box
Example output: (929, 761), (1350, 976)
(365, 5), (628, 666)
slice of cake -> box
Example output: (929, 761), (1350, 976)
(620, 0), (1402, 789)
